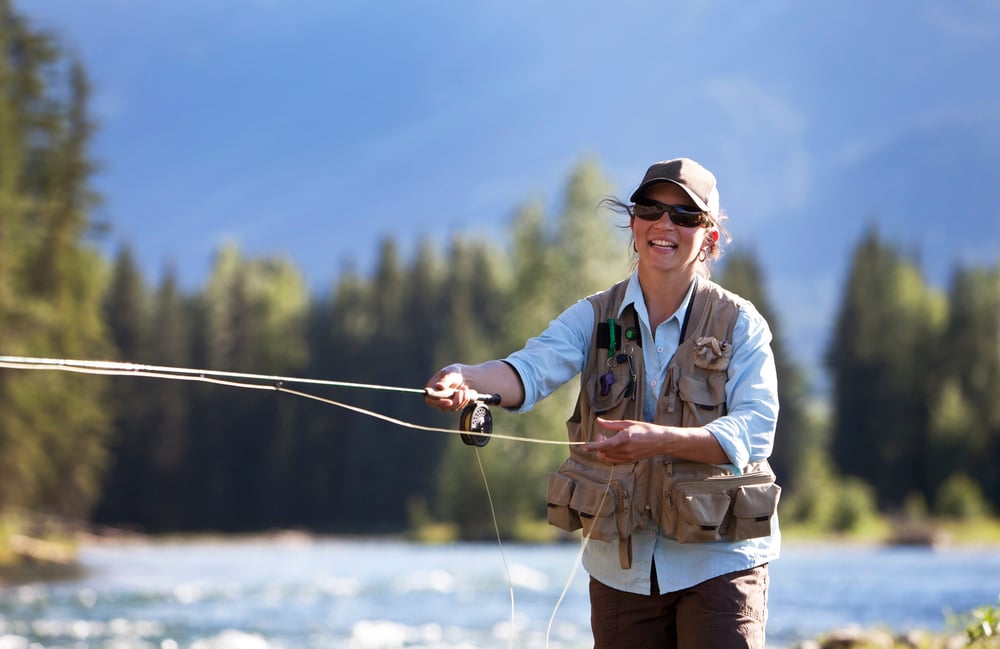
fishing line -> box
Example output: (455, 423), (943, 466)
(544, 465), (615, 649)
(0, 355), (426, 394)
(0, 355), (583, 447)
(1, 353), (604, 643)
(474, 448), (516, 649)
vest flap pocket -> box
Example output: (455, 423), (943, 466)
(672, 484), (731, 543)
(547, 472), (574, 507)
(546, 472), (581, 532)
(731, 482), (781, 540)
(570, 479), (616, 517)
(585, 366), (632, 416)
(569, 478), (618, 542)
(677, 375), (726, 407)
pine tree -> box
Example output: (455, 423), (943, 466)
(93, 245), (151, 525)
(826, 226), (946, 508)
(0, 3), (111, 519)
(931, 263), (1000, 509)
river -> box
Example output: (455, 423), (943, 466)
(1, 538), (998, 648)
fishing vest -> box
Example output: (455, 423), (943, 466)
(545, 275), (780, 569)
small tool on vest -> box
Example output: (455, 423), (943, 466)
(599, 319), (618, 396)
(599, 370), (615, 396)
(622, 353), (636, 399)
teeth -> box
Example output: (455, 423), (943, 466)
(651, 240), (676, 248)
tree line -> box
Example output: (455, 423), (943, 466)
(1, 0), (997, 538)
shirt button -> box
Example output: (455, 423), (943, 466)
(657, 346), (664, 353)
(650, 530), (657, 538)
(650, 379), (658, 388)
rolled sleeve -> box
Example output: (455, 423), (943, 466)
(704, 305), (780, 470)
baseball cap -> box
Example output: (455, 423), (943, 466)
(629, 158), (720, 216)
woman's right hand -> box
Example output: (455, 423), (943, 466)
(424, 364), (473, 412)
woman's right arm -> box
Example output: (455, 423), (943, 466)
(424, 360), (525, 412)
(425, 298), (595, 413)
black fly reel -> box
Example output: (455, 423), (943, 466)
(459, 401), (493, 447)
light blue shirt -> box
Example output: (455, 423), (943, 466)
(504, 272), (780, 595)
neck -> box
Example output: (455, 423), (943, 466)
(637, 266), (699, 330)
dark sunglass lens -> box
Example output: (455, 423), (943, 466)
(666, 206), (705, 227)
(633, 205), (662, 221)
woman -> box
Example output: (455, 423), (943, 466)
(425, 157), (780, 649)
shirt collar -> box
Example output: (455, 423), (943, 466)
(619, 271), (698, 331)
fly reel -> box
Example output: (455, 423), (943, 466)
(424, 387), (500, 447)
(459, 401), (493, 447)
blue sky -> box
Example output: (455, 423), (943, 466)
(24, 0), (1000, 383)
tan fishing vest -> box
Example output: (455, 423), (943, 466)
(545, 275), (780, 569)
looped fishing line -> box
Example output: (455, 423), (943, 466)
(0, 356), (583, 446)
(0, 354), (607, 645)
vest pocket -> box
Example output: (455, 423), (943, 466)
(658, 465), (779, 544)
(669, 482), (732, 543)
(570, 479), (619, 542)
(546, 472), (581, 532)
(676, 373), (727, 426)
(586, 363), (633, 419)
(729, 482), (781, 540)
(545, 460), (635, 544)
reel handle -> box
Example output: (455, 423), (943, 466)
(424, 387), (501, 405)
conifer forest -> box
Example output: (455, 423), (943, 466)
(1, 1), (998, 539)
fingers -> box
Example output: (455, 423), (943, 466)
(424, 367), (469, 412)
(595, 416), (632, 432)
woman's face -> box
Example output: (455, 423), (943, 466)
(630, 182), (714, 277)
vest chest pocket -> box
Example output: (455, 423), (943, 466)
(676, 374), (727, 426)
(586, 361), (634, 419)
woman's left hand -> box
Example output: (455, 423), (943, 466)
(581, 417), (668, 464)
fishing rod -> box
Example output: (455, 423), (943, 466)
(0, 355), (575, 447)
(0, 353), (606, 649)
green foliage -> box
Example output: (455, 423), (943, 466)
(780, 450), (879, 535)
(3, 0), (999, 537)
(827, 225), (947, 508)
(935, 474), (992, 520)
(0, 0), (111, 519)
(953, 598), (1000, 647)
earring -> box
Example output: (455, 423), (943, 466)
(698, 249), (708, 262)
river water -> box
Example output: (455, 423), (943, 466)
(0, 538), (997, 648)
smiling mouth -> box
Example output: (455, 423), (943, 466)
(649, 239), (677, 250)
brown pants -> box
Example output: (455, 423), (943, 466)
(589, 564), (769, 649)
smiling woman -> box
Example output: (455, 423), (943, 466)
(425, 157), (782, 648)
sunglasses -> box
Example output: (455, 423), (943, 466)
(633, 199), (709, 228)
